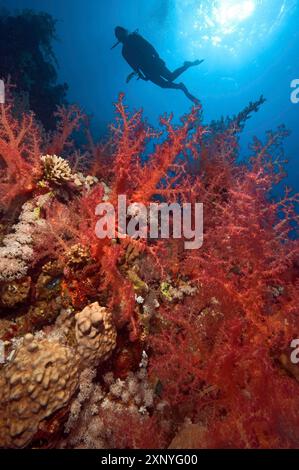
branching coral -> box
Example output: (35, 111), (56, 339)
(0, 101), (42, 206)
(147, 117), (299, 447)
(107, 93), (202, 206)
(46, 104), (86, 156)
(0, 84), (90, 209)
(41, 154), (73, 185)
(40, 154), (98, 190)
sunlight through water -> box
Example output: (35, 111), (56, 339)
(175, 0), (296, 60)
(213, 0), (256, 28)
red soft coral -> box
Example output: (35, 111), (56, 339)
(148, 114), (299, 448)
(0, 101), (42, 207)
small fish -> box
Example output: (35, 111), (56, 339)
(46, 277), (61, 290)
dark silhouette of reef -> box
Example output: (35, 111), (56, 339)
(0, 8), (68, 129)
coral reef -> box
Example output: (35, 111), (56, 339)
(0, 89), (298, 449)
(0, 99), (42, 206)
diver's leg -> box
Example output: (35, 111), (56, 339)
(178, 82), (200, 105)
(149, 75), (183, 90)
(149, 75), (200, 104)
(163, 60), (204, 81)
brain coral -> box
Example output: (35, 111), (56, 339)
(75, 302), (117, 366)
(0, 334), (79, 448)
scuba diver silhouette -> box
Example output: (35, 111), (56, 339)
(112, 26), (203, 104)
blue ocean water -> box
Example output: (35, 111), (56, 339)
(2, 0), (299, 193)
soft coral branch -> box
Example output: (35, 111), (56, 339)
(46, 104), (86, 155)
(0, 102), (42, 206)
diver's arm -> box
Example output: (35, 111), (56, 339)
(125, 66), (146, 83)
(137, 71), (149, 81)
(122, 50), (148, 81)
(126, 70), (149, 82)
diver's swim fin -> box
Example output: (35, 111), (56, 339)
(184, 59), (205, 67)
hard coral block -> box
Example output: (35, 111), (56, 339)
(0, 334), (79, 448)
(75, 302), (117, 366)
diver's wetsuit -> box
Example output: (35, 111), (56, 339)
(121, 33), (199, 103)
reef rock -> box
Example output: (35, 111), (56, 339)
(75, 302), (117, 366)
(0, 334), (79, 448)
(0, 277), (31, 308)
